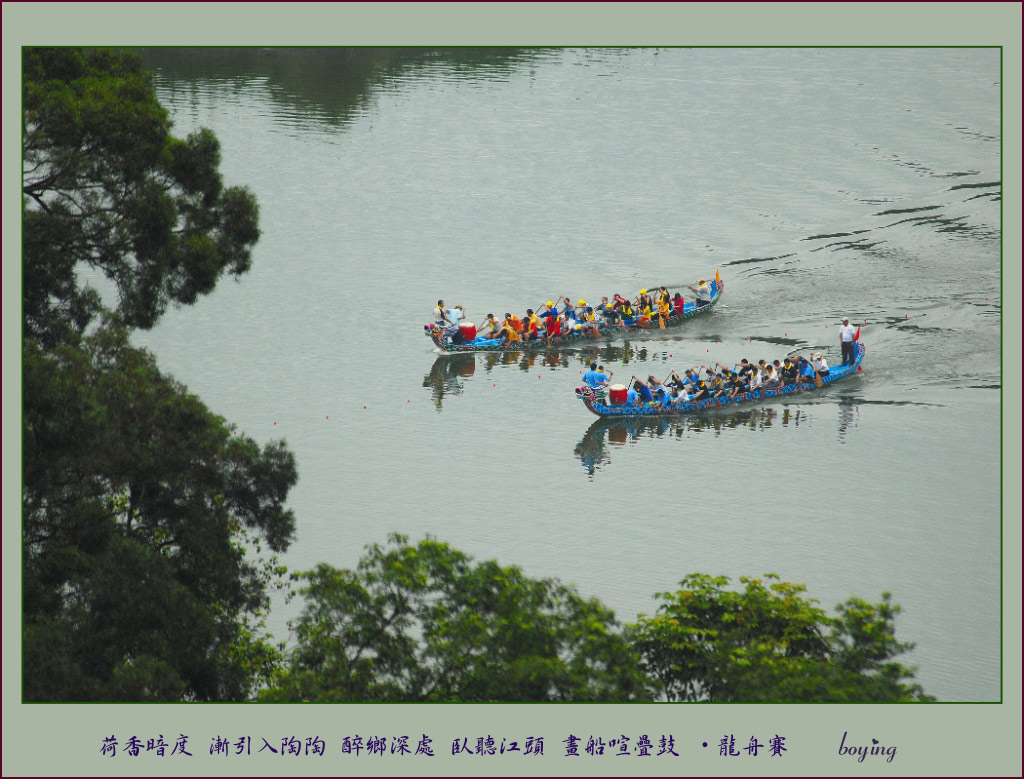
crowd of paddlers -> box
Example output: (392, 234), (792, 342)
(431, 276), (718, 346)
(580, 351), (833, 408)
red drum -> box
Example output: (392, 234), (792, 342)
(459, 322), (477, 342)
(609, 384), (628, 405)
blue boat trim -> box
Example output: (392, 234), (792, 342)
(577, 342), (865, 418)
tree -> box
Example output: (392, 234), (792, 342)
(23, 47), (259, 347)
(23, 322), (297, 701)
(260, 535), (653, 702)
(21, 46), (289, 701)
(629, 573), (934, 702)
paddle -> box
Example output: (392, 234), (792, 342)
(812, 356), (823, 388)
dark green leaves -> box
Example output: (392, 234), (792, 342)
(22, 48), (285, 702)
(629, 573), (933, 702)
(23, 47), (260, 345)
(261, 535), (653, 702)
(23, 323), (296, 701)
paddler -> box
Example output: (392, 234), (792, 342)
(636, 289), (653, 316)
(672, 292), (685, 315)
(813, 353), (830, 377)
(539, 300), (560, 340)
(498, 313), (521, 344)
(522, 309), (541, 342)
(630, 375), (655, 404)
(655, 294), (671, 326)
(477, 313), (501, 338)
(780, 357), (799, 386)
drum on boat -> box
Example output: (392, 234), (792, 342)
(609, 384), (628, 405)
(459, 322), (477, 342)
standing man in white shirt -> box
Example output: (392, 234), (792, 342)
(839, 317), (856, 366)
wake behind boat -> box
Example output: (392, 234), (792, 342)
(576, 341), (865, 418)
(426, 272), (723, 354)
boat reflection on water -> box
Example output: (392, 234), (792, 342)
(574, 405), (823, 476)
(422, 354), (477, 410)
(574, 398), (865, 475)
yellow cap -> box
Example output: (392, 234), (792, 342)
(546, 301), (554, 307)
(578, 299), (586, 306)
(639, 289), (647, 294)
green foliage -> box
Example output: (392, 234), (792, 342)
(21, 46), (287, 702)
(23, 323), (296, 701)
(23, 47), (260, 346)
(629, 574), (934, 702)
(260, 534), (653, 702)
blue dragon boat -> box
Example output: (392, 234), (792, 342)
(425, 275), (724, 354)
(576, 342), (865, 418)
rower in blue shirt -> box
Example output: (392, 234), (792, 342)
(631, 376), (654, 403)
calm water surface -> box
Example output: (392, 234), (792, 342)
(134, 48), (1001, 701)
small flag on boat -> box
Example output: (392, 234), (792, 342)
(854, 325), (861, 342)
(715, 268), (721, 284)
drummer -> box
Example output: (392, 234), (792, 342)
(441, 304), (465, 341)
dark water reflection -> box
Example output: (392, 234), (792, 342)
(574, 397), (868, 474)
(574, 404), (817, 475)
(140, 47), (554, 131)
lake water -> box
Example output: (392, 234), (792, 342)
(133, 47), (1001, 702)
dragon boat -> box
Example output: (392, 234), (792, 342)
(576, 341), (865, 418)
(425, 275), (724, 354)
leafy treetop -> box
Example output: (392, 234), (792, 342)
(260, 534), (654, 702)
(23, 47), (260, 346)
(629, 573), (934, 702)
